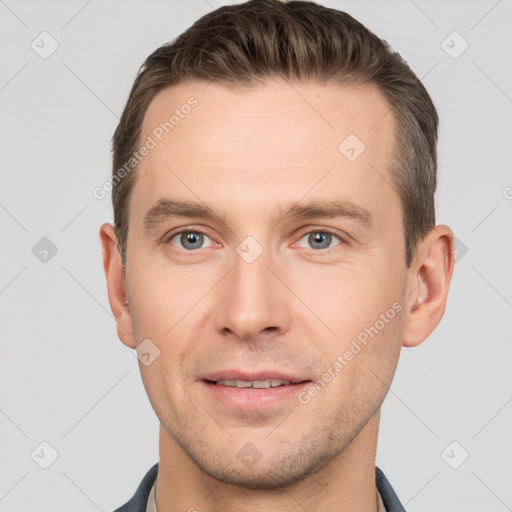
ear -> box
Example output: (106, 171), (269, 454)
(402, 225), (455, 348)
(99, 223), (135, 349)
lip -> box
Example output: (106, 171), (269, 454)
(200, 370), (311, 410)
(202, 370), (307, 384)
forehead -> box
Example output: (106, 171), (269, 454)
(132, 78), (399, 225)
(140, 78), (395, 171)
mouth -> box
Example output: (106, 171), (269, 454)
(201, 371), (311, 409)
(206, 378), (297, 388)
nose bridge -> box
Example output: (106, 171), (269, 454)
(215, 238), (290, 340)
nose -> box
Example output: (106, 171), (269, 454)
(214, 241), (291, 343)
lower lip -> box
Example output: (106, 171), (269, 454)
(202, 380), (311, 409)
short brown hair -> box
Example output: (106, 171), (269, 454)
(111, 0), (438, 267)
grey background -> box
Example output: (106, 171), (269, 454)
(1, 0), (511, 511)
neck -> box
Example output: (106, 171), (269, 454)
(155, 410), (382, 512)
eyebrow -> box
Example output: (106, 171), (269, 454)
(143, 199), (227, 229)
(282, 200), (372, 226)
(143, 198), (373, 230)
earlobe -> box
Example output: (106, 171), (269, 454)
(402, 225), (455, 348)
(99, 223), (135, 348)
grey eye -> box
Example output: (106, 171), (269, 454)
(170, 231), (212, 250)
(297, 231), (341, 250)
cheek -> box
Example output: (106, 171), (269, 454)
(128, 270), (195, 422)
(127, 261), (217, 384)
(316, 300), (404, 415)
(295, 262), (406, 398)
(128, 259), (203, 335)
(291, 261), (403, 337)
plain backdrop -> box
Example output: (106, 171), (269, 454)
(1, 1), (511, 511)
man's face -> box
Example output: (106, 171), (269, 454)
(124, 78), (409, 487)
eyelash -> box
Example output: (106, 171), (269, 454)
(164, 227), (347, 253)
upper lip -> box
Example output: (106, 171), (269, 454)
(202, 370), (309, 384)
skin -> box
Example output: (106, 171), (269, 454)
(100, 78), (454, 512)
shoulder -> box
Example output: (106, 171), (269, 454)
(113, 462), (159, 512)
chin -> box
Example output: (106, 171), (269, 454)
(182, 436), (340, 491)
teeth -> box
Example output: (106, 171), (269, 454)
(271, 379), (290, 387)
(252, 379), (270, 388)
(215, 379), (291, 388)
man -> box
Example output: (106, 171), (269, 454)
(100, 0), (454, 510)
